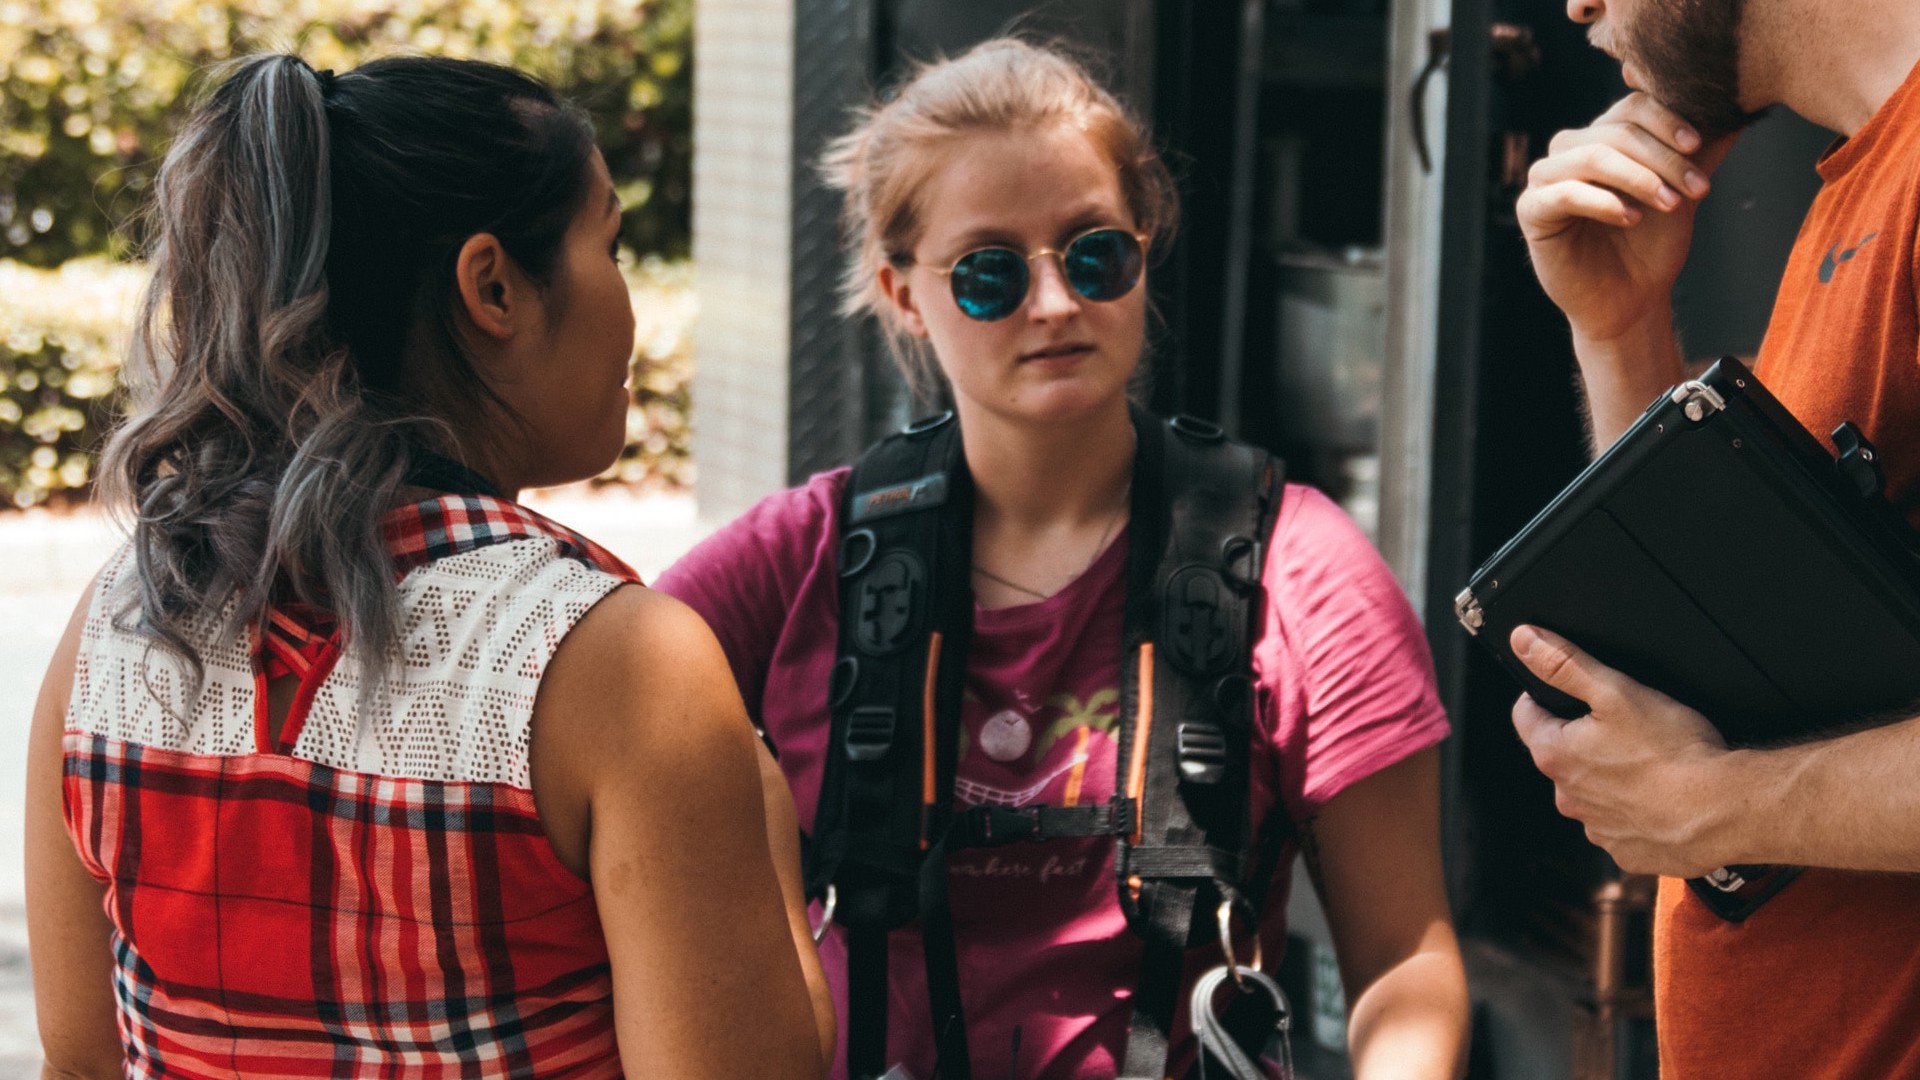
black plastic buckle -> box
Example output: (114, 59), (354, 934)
(903, 410), (956, 437)
(959, 804), (1044, 845)
(1169, 414), (1226, 444)
(845, 706), (896, 762)
(1177, 720), (1229, 784)
(1832, 421), (1886, 499)
(839, 528), (877, 577)
(1220, 535), (1262, 593)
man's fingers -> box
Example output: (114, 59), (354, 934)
(1510, 624), (1615, 707)
(1537, 124), (1710, 202)
(1600, 91), (1703, 156)
(1528, 142), (1686, 212)
(1518, 179), (1641, 237)
(1512, 693), (1565, 757)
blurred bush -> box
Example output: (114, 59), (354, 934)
(0, 0), (695, 509)
(607, 257), (695, 492)
(0, 257), (694, 507)
(0, 0), (691, 266)
(0, 258), (144, 508)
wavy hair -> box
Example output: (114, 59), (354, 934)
(98, 54), (597, 692)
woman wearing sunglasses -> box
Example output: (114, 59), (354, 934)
(656, 37), (1468, 1079)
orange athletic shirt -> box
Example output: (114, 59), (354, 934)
(1654, 57), (1920, 1080)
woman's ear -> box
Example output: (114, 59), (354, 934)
(454, 233), (519, 340)
(877, 263), (930, 339)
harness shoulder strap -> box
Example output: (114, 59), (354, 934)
(1116, 411), (1287, 1080)
(811, 411), (974, 1080)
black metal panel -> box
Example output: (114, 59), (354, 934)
(1427, 0), (1495, 764)
(884, 0), (1134, 71)
(789, 0), (877, 483)
(1142, 1), (1247, 421)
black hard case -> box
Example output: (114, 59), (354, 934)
(1455, 358), (1920, 747)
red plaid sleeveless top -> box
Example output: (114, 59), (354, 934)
(63, 497), (640, 1078)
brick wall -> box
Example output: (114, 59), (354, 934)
(692, 0), (794, 523)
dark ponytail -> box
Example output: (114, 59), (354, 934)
(98, 54), (598, 692)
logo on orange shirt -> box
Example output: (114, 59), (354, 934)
(1819, 231), (1880, 283)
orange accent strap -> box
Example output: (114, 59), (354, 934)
(1061, 725), (1092, 807)
(921, 631), (943, 850)
(1127, 644), (1154, 845)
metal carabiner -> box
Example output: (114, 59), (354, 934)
(811, 884), (838, 945)
(1216, 894), (1264, 991)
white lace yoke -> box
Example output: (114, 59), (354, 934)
(67, 538), (628, 789)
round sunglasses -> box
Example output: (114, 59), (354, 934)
(927, 227), (1148, 322)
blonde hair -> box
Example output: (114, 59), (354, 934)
(820, 37), (1178, 401)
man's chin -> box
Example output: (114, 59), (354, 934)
(1678, 101), (1768, 142)
(1637, 74), (1764, 140)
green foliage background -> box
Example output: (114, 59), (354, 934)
(0, 0), (695, 508)
(0, 0), (692, 265)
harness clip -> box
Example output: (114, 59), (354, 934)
(1217, 894), (1264, 991)
(1177, 720), (1230, 784)
(845, 706), (896, 762)
(960, 804), (1044, 845)
(1169, 414), (1227, 444)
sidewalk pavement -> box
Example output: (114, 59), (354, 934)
(0, 488), (711, 1071)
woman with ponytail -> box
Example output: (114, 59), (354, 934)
(25, 55), (831, 1078)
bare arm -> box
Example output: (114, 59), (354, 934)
(532, 586), (828, 1079)
(26, 583), (123, 1079)
(1516, 93), (1738, 450)
(756, 740), (837, 1065)
(1512, 624), (1920, 876)
(1309, 748), (1468, 1080)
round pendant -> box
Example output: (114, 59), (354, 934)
(979, 709), (1033, 762)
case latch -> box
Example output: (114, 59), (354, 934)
(1670, 380), (1728, 423)
(1831, 421), (1886, 500)
(1455, 589), (1485, 635)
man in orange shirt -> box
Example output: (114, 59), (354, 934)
(1510, 0), (1920, 1076)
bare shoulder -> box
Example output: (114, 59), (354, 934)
(540, 584), (746, 738)
(530, 583), (762, 874)
(536, 581), (777, 788)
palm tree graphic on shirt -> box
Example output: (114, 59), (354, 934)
(952, 686), (1120, 807)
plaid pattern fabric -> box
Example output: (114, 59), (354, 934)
(383, 496), (638, 584)
(259, 605), (340, 683)
(64, 496), (641, 1078)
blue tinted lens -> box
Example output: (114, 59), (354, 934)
(949, 248), (1027, 321)
(1063, 229), (1144, 302)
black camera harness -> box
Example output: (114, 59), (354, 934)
(805, 408), (1291, 1080)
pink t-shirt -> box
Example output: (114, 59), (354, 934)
(655, 469), (1448, 1080)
